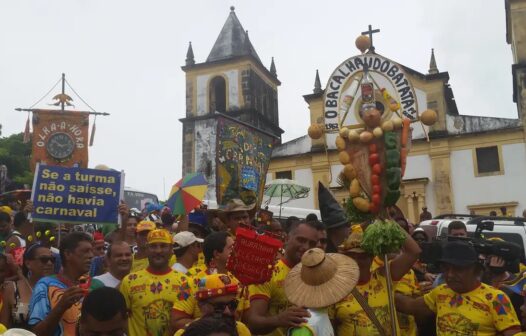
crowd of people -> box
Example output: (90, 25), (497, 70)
(0, 190), (526, 336)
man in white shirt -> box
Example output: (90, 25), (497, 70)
(94, 241), (132, 288)
(172, 231), (203, 274)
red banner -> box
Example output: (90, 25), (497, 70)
(227, 227), (283, 286)
(30, 110), (89, 171)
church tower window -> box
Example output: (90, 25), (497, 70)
(209, 76), (226, 113)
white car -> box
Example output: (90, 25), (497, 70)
(418, 215), (526, 259)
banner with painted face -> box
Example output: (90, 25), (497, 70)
(31, 109), (89, 172)
(216, 117), (274, 207)
(31, 164), (124, 225)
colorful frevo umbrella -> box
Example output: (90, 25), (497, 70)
(166, 173), (208, 215)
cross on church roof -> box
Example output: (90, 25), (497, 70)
(361, 24), (380, 53)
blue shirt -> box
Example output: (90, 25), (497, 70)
(28, 275), (103, 336)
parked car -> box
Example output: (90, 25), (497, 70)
(419, 214), (526, 259)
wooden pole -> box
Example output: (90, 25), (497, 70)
(383, 254), (398, 336)
(61, 73), (66, 111)
(15, 108), (110, 116)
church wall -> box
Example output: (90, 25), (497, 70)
(195, 70), (240, 115)
(404, 154), (436, 217)
(196, 74), (209, 116)
(193, 119), (218, 201)
(225, 69), (240, 110)
(450, 142), (526, 215)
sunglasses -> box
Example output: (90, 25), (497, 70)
(209, 299), (239, 313)
(36, 256), (56, 264)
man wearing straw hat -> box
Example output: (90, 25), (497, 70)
(284, 247), (359, 335)
(214, 199), (256, 236)
(245, 220), (320, 336)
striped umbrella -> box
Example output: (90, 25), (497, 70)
(166, 173), (208, 215)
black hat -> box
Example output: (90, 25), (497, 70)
(318, 182), (348, 230)
(438, 241), (478, 266)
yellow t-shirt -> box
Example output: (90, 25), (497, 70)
(119, 267), (191, 336)
(196, 252), (205, 267)
(248, 259), (292, 336)
(335, 270), (400, 336)
(131, 254), (149, 273)
(395, 270), (419, 336)
(132, 254), (177, 272)
(424, 283), (521, 336)
(173, 320), (251, 336)
(172, 268), (249, 319)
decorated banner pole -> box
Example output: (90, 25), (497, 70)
(308, 27), (439, 336)
(15, 73), (110, 170)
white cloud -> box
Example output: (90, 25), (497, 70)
(0, 0), (516, 199)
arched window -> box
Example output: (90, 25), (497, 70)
(209, 76), (226, 113)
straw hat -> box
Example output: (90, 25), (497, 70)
(284, 248), (359, 308)
(215, 199), (256, 223)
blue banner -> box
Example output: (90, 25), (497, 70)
(31, 164), (124, 225)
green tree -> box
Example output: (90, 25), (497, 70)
(0, 131), (33, 187)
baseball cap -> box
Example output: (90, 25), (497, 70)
(136, 220), (156, 233)
(147, 229), (172, 244)
(195, 273), (239, 301)
(173, 231), (204, 250)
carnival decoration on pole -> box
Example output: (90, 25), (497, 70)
(16, 73), (109, 172)
(308, 27), (438, 336)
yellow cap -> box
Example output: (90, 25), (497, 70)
(147, 229), (172, 244)
(195, 273), (239, 300)
(136, 220), (156, 233)
(0, 206), (13, 216)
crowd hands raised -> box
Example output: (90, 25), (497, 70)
(0, 196), (526, 336)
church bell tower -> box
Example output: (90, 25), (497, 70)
(180, 6), (283, 176)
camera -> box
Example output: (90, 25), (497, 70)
(420, 220), (522, 273)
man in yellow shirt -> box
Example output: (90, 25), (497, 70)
(130, 220), (156, 272)
(245, 220), (319, 336)
(120, 229), (188, 336)
(173, 273), (251, 336)
(396, 241), (522, 336)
